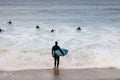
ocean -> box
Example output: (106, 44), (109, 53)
(0, 0), (120, 70)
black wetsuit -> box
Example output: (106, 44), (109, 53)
(52, 45), (63, 68)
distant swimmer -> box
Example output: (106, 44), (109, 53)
(77, 27), (81, 30)
(35, 25), (40, 29)
(51, 29), (55, 32)
(0, 29), (4, 32)
(8, 21), (12, 24)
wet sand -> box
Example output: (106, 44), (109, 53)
(0, 68), (120, 80)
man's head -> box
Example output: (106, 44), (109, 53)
(55, 41), (58, 45)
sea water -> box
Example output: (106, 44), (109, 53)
(0, 0), (120, 70)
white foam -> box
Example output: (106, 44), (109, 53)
(0, 24), (120, 70)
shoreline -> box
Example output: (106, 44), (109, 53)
(0, 67), (117, 71)
(0, 68), (120, 80)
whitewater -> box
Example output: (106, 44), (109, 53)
(0, 0), (120, 70)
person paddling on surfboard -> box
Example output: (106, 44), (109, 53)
(52, 41), (64, 69)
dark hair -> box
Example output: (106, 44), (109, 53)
(55, 41), (58, 45)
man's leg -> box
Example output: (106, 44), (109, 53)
(57, 56), (60, 68)
(54, 57), (57, 68)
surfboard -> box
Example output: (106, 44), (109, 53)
(54, 49), (68, 56)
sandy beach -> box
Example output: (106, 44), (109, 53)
(0, 68), (120, 80)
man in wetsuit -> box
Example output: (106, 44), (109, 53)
(52, 41), (64, 69)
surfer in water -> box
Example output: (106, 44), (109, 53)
(8, 21), (12, 24)
(52, 41), (64, 69)
(0, 28), (4, 32)
(35, 25), (40, 29)
(51, 29), (55, 32)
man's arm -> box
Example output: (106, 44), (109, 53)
(59, 47), (64, 55)
(52, 47), (54, 57)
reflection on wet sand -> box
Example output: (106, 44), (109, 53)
(54, 68), (60, 75)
